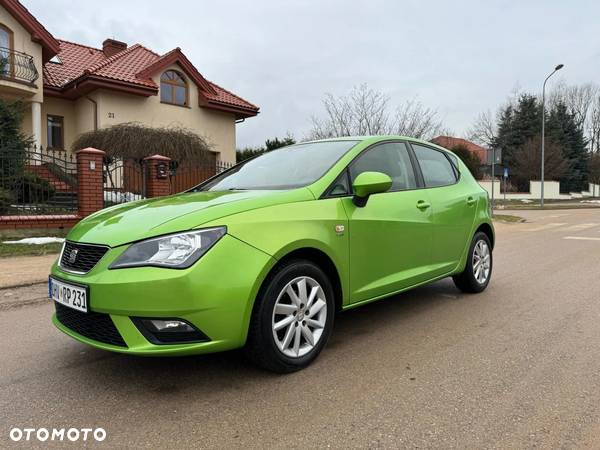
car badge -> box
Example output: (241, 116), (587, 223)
(335, 225), (345, 235)
(68, 249), (79, 264)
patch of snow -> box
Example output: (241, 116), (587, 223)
(104, 191), (143, 203)
(520, 199), (533, 203)
(3, 237), (65, 245)
(581, 199), (600, 204)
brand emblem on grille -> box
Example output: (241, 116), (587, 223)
(68, 249), (79, 264)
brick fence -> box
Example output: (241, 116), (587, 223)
(0, 147), (175, 231)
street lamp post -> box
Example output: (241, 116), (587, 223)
(541, 63), (564, 208)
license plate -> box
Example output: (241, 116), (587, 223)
(49, 277), (88, 313)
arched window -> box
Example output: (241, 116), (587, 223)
(0, 24), (13, 76)
(160, 70), (188, 106)
(0, 24), (12, 50)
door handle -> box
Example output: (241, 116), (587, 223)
(416, 200), (431, 210)
(466, 196), (476, 206)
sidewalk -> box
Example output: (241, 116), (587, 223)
(0, 254), (57, 289)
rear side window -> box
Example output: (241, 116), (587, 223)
(412, 144), (457, 188)
(349, 142), (417, 192)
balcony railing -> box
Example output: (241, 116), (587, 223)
(0, 47), (39, 85)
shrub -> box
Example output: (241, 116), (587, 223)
(236, 136), (296, 162)
(17, 172), (56, 203)
(0, 188), (12, 215)
(450, 144), (483, 180)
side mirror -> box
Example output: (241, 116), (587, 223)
(352, 171), (392, 207)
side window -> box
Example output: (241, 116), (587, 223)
(349, 142), (417, 192)
(412, 144), (457, 188)
(328, 171), (350, 196)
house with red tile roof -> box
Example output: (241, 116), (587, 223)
(0, 0), (258, 163)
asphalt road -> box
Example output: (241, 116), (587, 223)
(2, 209), (600, 449)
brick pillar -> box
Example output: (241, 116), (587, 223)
(76, 147), (106, 217)
(144, 154), (172, 198)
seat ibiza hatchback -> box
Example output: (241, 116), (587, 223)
(50, 136), (494, 372)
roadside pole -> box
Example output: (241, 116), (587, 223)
(491, 147), (495, 213)
(503, 167), (508, 202)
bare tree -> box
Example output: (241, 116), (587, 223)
(391, 99), (442, 138)
(512, 135), (569, 182)
(547, 81), (600, 156)
(589, 152), (600, 181)
(466, 88), (523, 149)
(588, 93), (600, 154)
(466, 110), (496, 148)
(308, 84), (442, 140)
(589, 152), (600, 196)
(549, 81), (599, 129)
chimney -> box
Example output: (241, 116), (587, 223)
(102, 38), (127, 57)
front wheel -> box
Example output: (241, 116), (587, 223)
(245, 260), (335, 373)
(453, 231), (493, 293)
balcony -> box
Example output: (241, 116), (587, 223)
(0, 47), (39, 86)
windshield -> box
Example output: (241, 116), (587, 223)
(195, 140), (358, 191)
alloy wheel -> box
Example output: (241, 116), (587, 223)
(472, 240), (491, 284)
(271, 276), (327, 358)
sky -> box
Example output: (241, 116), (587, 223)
(25, 0), (600, 148)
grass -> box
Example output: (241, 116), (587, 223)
(0, 242), (63, 258)
(492, 214), (524, 223)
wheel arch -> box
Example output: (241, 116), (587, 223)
(475, 222), (495, 249)
(240, 245), (344, 346)
(271, 247), (344, 313)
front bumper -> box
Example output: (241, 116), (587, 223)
(50, 234), (275, 356)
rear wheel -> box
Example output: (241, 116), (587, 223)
(453, 231), (492, 293)
(245, 260), (335, 373)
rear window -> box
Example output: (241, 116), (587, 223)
(412, 144), (457, 188)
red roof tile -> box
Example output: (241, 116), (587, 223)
(43, 40), (105, 88)
(43, 40), (258, 117)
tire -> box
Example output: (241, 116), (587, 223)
(245, 259), (335, 373)
(452, 231), (493, 294)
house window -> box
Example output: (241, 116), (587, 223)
(160, 70), (188, 106)
(47, 115), (64, 149)
(0, 24), (13, 76)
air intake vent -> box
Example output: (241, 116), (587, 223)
(55, 303), (127, 347)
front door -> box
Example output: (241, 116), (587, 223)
(342, 141), (434, 304)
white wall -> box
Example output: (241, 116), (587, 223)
(478, 180), (572, 200)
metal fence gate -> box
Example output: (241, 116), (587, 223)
(0, 146), (78, 215)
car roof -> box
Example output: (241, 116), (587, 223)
(302, 135), (451, 151)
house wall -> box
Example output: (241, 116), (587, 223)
(88, 64), (237, 162)
(0, 4), (43, 102)
(41, 96), (77, 149)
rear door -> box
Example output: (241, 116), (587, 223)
(340, 141), (435, 304)
(410, 143), (477, 275)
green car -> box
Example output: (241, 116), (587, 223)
(50, 136), (494, 372)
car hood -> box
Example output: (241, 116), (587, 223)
(67, 188), (314, 247)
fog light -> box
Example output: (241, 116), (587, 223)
(132, 317), (210, 345)
(147, 319), (194, 332)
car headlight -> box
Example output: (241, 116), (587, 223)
(109, 227), (226, 269)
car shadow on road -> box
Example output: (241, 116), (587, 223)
(59, 278), (464, 393)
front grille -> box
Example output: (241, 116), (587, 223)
(55, 303), (127, 347)
(60, 241), (109, 273)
